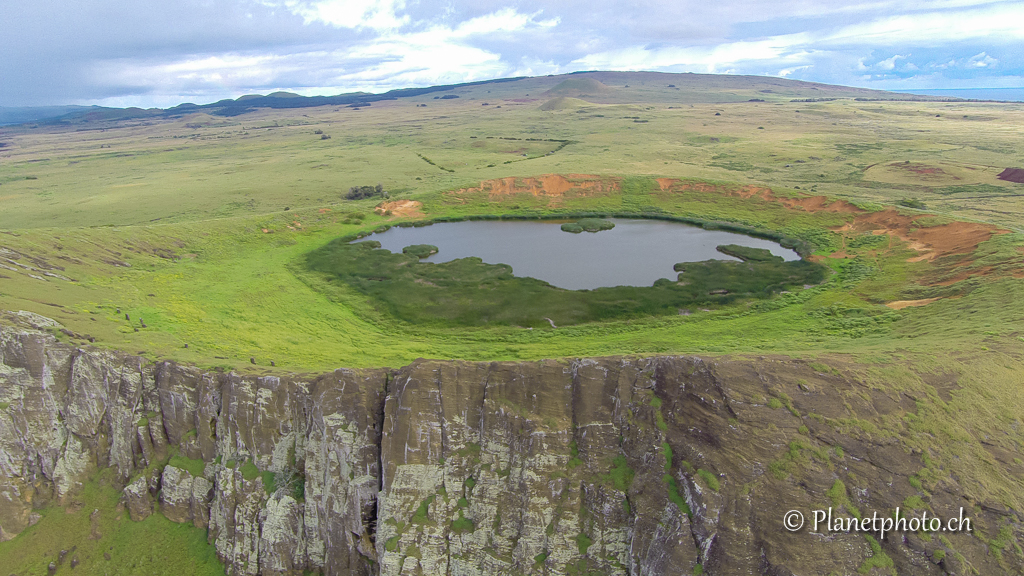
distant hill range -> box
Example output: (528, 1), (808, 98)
(0, 71), (986, 127)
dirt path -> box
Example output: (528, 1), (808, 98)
(886, 298), (942, 310)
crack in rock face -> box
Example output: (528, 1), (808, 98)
(0, 319), (1019, 575)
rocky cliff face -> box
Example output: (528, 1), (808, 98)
(0, 315), (1020, 575)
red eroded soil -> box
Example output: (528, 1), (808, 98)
(447, 175), (618, 205)
(844, 208), (1003, 262)
(655, 178), (677, 191)
(997, 168), (1024, 183)
(657, 179), (859, 214)
(779, 194), (861, 213)
(656, 178), (1007, 280)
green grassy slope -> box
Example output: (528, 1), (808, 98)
(0, 472), (224, 576)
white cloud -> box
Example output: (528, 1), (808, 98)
(573, 33), (816, 73)
(571, 2), (1023, 83)
(823, 2), (1024, 46)
(93, 53), (292, 96)
(86, 7), (561, 101)
(875, 54), (905, 70)
(968, 51), (997, 67)
(13, 0), (1021, 107)
(778, 65), (811, 77)
(263, 0), (409, 31)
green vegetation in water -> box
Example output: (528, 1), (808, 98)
(304, 239), (825, 327)
(402, 244), (439, 258)
(715, 244), (783, 263)
(560, 218), (615, 233)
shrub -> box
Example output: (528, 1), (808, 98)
(346, 184), (385, 200)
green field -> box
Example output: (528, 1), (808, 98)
(0, 74), (1021, 370)
(2, 72), (1024, 572)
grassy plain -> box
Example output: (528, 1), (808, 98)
(0, 73), (1022, 371)
(0, 471), (223, 575)
(1, 73), (1024, 571)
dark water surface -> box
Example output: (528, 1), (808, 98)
(358, 219), (800, 290)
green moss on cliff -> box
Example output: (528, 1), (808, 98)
(696, 469), (720, 492)
(411, 495), (436, 525)
(239, 461), (259, 482)
(575, 533), (594, 555)
(857, 535), (894, 574)
(603, 455), (636, 492)
(664, 475), (692, 516)
(167, 452), (207, 478)
(451, 513), (475, 534)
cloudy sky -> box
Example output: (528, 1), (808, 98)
(2, 0), (1022, 107)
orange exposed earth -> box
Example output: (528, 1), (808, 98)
(375, 200), (424, 218)
(840, 208), (1003, 263)
(446, 174), (617, 205)
(886, 298), (943, 310)
(655, 177), (1002, 264)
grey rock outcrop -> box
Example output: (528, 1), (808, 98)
(123, 476), (153, 521)
(1, 316), (1021, 575)
(159, 465), (213, 526)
